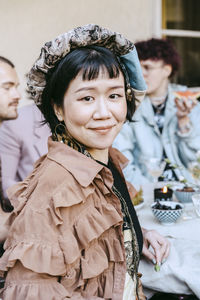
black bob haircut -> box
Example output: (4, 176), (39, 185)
(39, 45), (136, 135)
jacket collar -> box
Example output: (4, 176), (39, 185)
(134, 83), (178, 128)
(47, 138), (128, 188)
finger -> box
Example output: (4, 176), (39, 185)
(156, 240), (170, 263)
(175, 99), (189, 116)
(175, 98), (185, 110)
(142, 245), (156, 263)
(182, 98), (193, 110)
(152, 237), (170, 263)
(161, 242), (170, 262)
(145, 238), (163, 264)
(153, 245), (164, 264)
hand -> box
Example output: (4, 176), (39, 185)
(175, 97), (197, 133)
(142, 228), (170, 265)
(175, 97), (197, 119)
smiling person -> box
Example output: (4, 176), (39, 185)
(113, 38), (200, 189)
(0, 25), (170, 300)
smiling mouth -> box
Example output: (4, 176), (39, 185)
(90, 125), (115, 134)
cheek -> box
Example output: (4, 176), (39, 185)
(147, 75), (159, 90)
(64, 105), (91, 127)
(116, 101), (127, 122)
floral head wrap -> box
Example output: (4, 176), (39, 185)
(27, 24), (146, 105)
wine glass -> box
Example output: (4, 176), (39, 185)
(188, 161), (200, 186)
(143, 157), (166, 183)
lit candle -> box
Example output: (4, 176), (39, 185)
(154, 186), (173, 202)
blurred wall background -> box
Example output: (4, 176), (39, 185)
(0, 0), (157, 105)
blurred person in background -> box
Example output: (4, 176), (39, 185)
(0, 103), (50, 212)
(113, 38), (200, 190)
(0, 56), (20, 245)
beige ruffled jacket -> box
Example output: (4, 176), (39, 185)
(0, 138), (145, 300)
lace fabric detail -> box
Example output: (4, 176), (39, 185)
(112, 186), (140, 281)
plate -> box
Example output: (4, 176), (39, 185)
(134, 201), (145, 210)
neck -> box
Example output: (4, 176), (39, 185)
(87, 148), (109, 164)
(148, 80), (169, 105)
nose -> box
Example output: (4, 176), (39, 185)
(93, 98), (112, 120)
(11, 87), (21, 101)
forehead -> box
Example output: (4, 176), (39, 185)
(0, 61), (18, 85)
(140, 59), (164, 66)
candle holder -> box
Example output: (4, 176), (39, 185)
(154, 186), (173, 202)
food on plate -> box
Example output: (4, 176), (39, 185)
(131, 188), (144, 206)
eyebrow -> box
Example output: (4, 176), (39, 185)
(1, 81), (19, 87)
(75, 85), (124, 93)
(1, 81), (15, 86)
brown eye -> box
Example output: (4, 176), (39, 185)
(109, 94), (121, 99)
(84, 96), (93, 101)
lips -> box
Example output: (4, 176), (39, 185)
(10, 101), (19, 107)
(93, 125), (113, 130)
(89, 125), (115, 134)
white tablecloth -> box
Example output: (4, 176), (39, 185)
(137, 183), (200, 299)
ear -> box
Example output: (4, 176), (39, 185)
(163, 64), (172, 78)
(53, 104), (64, 122)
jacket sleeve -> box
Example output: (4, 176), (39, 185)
(0, 120), (21, 198)
(113, 122), (149, 190)
(176, 104), (200, 166)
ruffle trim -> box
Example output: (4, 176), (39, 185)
(50, 182), (95, 226)
(2, 280), (68, 300)
(58, 201), (123, 266)
(7, 156), (46, 212)
(0, 241), (66, 277)
(0, 201), (124, 280)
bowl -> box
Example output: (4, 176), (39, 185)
(151, 201), (184, 225)
(174, 188), (197, 203)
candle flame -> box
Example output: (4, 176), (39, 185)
(162, 186), (168, 193)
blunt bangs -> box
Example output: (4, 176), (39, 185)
(79, 48), (121, 81)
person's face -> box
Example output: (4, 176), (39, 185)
(55, 69), (127, 161)
(0, 61), (20, 122)
(140, 59), (172, 95)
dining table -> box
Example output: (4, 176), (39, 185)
(136, 183), (200, 299)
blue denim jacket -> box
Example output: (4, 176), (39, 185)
(113, 83), (200, 189)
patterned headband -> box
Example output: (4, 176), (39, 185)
(27, 24), (146, 105)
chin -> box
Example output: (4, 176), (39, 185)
(6, 113), (18, 120)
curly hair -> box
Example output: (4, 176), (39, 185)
(135, 38), (181, 78)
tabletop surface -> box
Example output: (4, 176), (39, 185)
(137, 183), (200, 299)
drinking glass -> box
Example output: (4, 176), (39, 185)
(188, 161), (200, 185)
(143, 157), (166, 183)
(192, 193), (200, 217)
